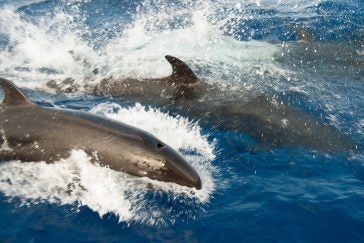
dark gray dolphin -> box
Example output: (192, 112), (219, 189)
(46, 55), (357, 152)
(47, 55), (209, 99)
(0, 78), (202, 189)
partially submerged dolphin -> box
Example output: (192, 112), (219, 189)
(47, 55), (209, 100)
(46, 56), (357, 152)
(0, 78), (202, 189)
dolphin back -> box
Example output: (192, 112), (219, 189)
(165, 55), (198, 84)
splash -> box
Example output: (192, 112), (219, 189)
(0, 129), (13, 152)
(0, 0), (358, 94)
(0, 0), (285, 91)
(0, 103), (216, 225)
(0, 5), (100, 87)
(90, 102), (215, 160)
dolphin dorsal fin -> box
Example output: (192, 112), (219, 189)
(0, 78), (34, 106)
(165, 55), (198, 84)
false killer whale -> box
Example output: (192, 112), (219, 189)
(0, 77), (202, 189)
(46, 55), (357, 152)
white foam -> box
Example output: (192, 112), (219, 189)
(99, 0), (284, 88)
(0, 129), (13, 152)
(222, 0), (323, 12)
(0, 2), (282, 90)
(90, 103), (215, 160)
(0, 103), (216, 225)
(0, 6), (101, 87)
(289, 85), (309, 94)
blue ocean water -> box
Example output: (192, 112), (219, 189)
(0, 0), (364, 242)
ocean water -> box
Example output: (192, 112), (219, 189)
(0, 0), (363, 242)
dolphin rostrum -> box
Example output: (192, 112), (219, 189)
(0, 78), (202, 189)
(46, 55), (357, 152)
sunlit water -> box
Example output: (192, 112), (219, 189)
(0, 0), (363, 242)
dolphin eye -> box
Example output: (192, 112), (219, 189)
(157, 142), (165, 149)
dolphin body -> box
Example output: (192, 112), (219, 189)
(0, 78), (202, 189)
(46, 56), (356, 152)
